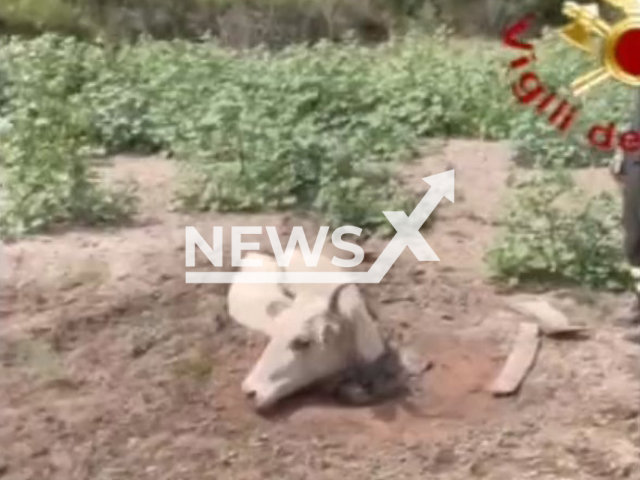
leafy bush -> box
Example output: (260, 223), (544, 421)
(486, 171), (629, 291)
(57, 32), (516, 230)
(0, 29), (633, 238)
(163, 39), (426, 230)
(0, 120), (138, 239)
(0, 35), (137, 238)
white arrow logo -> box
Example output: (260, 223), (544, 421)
(186, 170), (454, 283)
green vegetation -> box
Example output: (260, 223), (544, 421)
(0, 23), (633, 289)
(0, 36), (138, 238)
(0, 30), (512, 238)
(486, 171), (629, 291)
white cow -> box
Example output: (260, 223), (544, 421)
(227, 251), (387, 411)
(226, 252), (293, 336)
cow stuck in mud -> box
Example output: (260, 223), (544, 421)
(227, 251), (415, 411)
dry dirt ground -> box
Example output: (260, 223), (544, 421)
(1, 140), (638, 480)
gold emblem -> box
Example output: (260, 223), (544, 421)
(559, 0), (640, 95)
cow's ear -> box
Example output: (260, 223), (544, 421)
(330, 284), (386, 363)
(328, 284), (348, 315)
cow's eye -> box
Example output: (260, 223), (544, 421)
(290, 337), (312, 352)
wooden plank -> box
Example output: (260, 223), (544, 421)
(489, 322), (541, 396)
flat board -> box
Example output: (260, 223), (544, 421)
(489, 322), (541, 396)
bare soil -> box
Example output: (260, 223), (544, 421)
(1, 141), (638, 480)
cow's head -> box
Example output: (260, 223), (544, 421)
(241, 284), (385, 411)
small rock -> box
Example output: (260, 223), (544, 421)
(220, 450), (238, 466)
(127, 437), (139, 448)
(619, 463), (636, 478)
(441, 313), (454, 321)
(131, 340), (154, 358)
(213, 314), (229, 332)
(433, 446), (457, 471)
(31, 446), (49, 458)
(469, 459), (489, 477)
(400, 348), (431, 376)
(334, 382), (371, 405)
(508, 297), (587, 337)
(0, 463), (8, 477)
